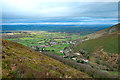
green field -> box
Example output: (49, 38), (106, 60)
(5, 31), (81, 55)
(2, 24), (119, 78)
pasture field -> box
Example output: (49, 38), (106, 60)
(4, 31), (81, 55)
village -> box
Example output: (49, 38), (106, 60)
(3, 31), (90, 64)
(60, 48), (89, 64)
(31, 37), (90, 64)
(2, 29), (119, 77)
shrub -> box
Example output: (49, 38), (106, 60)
(43, 53), (113, 78)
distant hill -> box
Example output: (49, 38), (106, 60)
(2, 24), (111, 34)
(1, 39), (90, 78)
(96, 23), (118, 34)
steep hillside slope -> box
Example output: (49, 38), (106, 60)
(1, 39), (90, 78)
(74, 31), (118, 54)
(83, 23), (119, 39)
(74, 24), (119, 54)
(72, 24), (119, 72)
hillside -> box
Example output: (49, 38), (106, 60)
(82, 23), (119, 40)
(74, 31), (118, 54)
(72, 24), (119, 73)
(1, 39), (90, 78)
(74, 24), (119, 54)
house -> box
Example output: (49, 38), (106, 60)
(70, 49), (72, 51)
(63, 55), (68, 58)
(39, 51), (42, 52)
(82, 59), (88, 63)
(72, 57), (78, 60)
(82, 38), (89, 42)
(38, 45), (45, 48)
(31, 46), (36, 49)
(73, 53), (80, 56)
(60, 50), (63, 53)
(70, 41), (72, 44)
(49, 42), (57, 45)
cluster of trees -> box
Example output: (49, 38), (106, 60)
(35, 46), (55, 52)
(43, 53), (115, 78)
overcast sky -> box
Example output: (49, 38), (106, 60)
(1, 0), (118, 25)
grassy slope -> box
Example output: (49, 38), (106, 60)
(74, 31), (118, 54)
(1, 39), (90, 78)
(72, 24), (119, 76)
(74, 24), (119, 54)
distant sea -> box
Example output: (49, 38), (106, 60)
(2, 24), (114, 34)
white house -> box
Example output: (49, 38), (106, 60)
(83, 59), (88, 63)
(70, 49), (72, 51)
(60, 50), (63, 53)
(72, 57), (77, 60)
(73, 53), (80, 56)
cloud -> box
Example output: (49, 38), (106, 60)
(1, 0), (118, 25)
(2, 22), (117, 25)
(2, 17), (118, 25)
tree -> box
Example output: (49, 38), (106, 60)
(63, 47), (71, 56)
(35, 46), (39, 51)
(51, 50), (55, 52)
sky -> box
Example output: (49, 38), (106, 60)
(1, 0), (119, 25)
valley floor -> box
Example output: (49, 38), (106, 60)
(1, 24), (119, 78)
